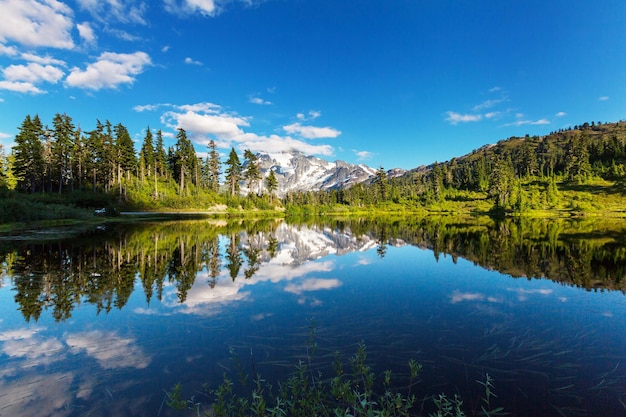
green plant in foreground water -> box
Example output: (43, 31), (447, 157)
(164, 336), (504, 417)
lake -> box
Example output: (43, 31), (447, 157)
(1, 216), (626, 416)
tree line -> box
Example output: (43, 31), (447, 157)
(0, 113), (280, 210)
(285, 120), (626, 215)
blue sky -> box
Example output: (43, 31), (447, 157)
(0, 0), (625, 170)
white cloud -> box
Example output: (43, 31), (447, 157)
(164, 0), (218, 16)
(65, 51), (152, 90)
(3, 63), (64, 84)
(249, 96), (272, 105)
(134, 103), (165, 112)
(473, 96), (508, 111)
(77, 22), (96, 45)
(354, 150), (373, 161)
(158, 102), (336, 156)
(598, 96), (609, 101)
(162, 45), (171, 52)
(0, 43), (18, 56)
(296, 110), (321, 121)
(485, 112), (501, 119)
(283, 122), (341, 139)
(20, 53), (66, 66)
(0, 0), (74, 49)
(0, 80), (44, 94)
(556, 111), (567, 117)
(505, 118), (550, 127)
(162, 105), (248, 138)
(236, 132), (334, 156)
(184, 57), (203, 65)
(488, 86), (501, 93)
(0, 132), (10, 139)
(76, 0), (147, 25)
(444, 111), (482, 125)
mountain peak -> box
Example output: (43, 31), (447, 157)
(249, 151), (377, 196)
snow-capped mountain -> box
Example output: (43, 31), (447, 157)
(246, 151), (379, 196)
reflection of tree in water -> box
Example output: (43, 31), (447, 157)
(1, 219), (282, 322)
(4, 216), (626, 322)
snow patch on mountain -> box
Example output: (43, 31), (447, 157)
(248, 150), (378, 196)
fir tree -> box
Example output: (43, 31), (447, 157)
(225, 147), (242, 196)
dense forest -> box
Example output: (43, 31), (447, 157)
(1, 113), (626, 223)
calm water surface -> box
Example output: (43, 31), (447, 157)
(1, 217), (625, 416)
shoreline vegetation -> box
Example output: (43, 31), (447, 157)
(3, 117), (626, 230)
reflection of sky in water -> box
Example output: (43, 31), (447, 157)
(0, 225), (626, 416)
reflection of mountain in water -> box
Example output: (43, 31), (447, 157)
(265, 223), (378, 265)
(2, 216), (626, 323)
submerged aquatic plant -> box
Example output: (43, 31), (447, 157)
(164, 330), (504, 417)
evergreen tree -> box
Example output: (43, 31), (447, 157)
(51, 113), (75, 193)
(13, 114), (45, 193)
(173, 128), (197, 194)
(265, 168), (278, 200)
(243, 149), (261, 195)
(375, 166), (388, 201)
(207, 140), (221, 193)
(140, 127), (154, 182)
(489, 155), (515, 209)
(115, 123), (137, 176)
(225, 147), (242, 196)
(154, 129), (168, 178)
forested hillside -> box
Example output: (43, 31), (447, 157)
(287, 120), (626, 216)
(1, 113), (626, 222)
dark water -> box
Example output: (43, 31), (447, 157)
(1, 217), (626, 416)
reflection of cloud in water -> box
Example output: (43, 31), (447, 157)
(160, 259), (336, 316)
(450, 291), (485, 304)
(508, 288), (553, 301)
(251, 312), (273, 321)
(0, 372), (74, 417)
(450, 291), (503, 304)
(0, 327), (64, 372)
(285, 278), (342, 295)
(66, 330), (151, 369)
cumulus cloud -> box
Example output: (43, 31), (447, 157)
(444, 111), (482, 125)
(65, 51), (151, 90)
(249, 96), (272, 105)
(283, 122), (341, 139)
(77, 22), (96, 45)
(164, 0), (218, 16)
(598, 96), (609, 101)
(236, 132), (334, 156)
(0, 80), (44, 94)
(3, 63), (64, 84)
(556, 111), (567, 117)
(0, 0), (74, 49)
(155, 102), (336, 156)
(0, 44), (19, 56)
(354, 150), (373, 161)
(20, 53), (66, 66)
